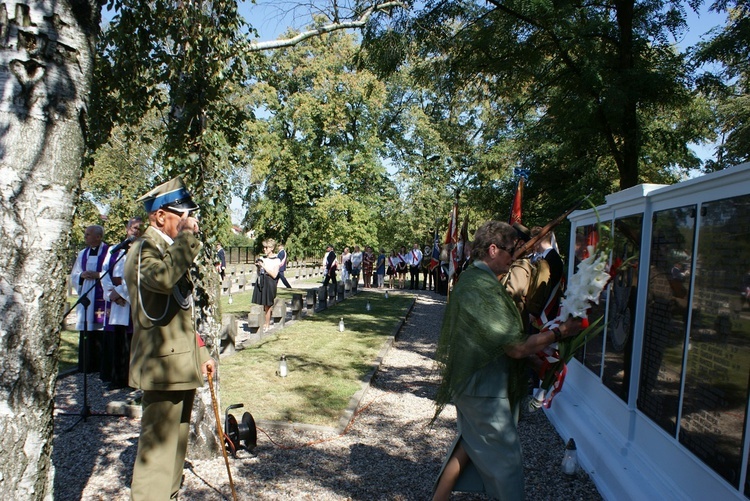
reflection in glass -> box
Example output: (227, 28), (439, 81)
(679, 195), (750, 490)
(583, 277), (607, 375)
(602, 215), (642, 402)
(637, 206), (696, 436)
(573, 224), (598, 365)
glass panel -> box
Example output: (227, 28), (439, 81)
(679, 195), (750, 490)
(637, 206), (696, 436)
(573, 224), (598, 365)
(583, 274), (607, 375)
(602, 214), (643, 402)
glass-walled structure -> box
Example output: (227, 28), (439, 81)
(547, 163), (750, 500)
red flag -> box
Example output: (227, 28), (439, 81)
(509, 177), (524, 224)
(444, 203), (457, 245)
(582, 228), (599, 259)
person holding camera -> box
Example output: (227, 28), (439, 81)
(252, 239), (280, 332)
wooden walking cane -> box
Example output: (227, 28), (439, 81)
(207, 370), (238, 501)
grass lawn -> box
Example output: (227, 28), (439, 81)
(59, 330), (79, 373)
(219, 290), (414, 428)
(60, 285), (414, 429)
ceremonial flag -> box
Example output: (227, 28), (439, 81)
(582, 228), (599, 259)
(509, 176), (524, 225)
(429, 225), (441, 271)
(455, 213), (469, 275)
(445, 203), (459, 280)
(459, 214), (469, 244)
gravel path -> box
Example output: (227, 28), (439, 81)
(52, 290), (603, 500)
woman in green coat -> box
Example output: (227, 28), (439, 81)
(432, 221), (582, 500)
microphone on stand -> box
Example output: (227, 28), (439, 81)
(110, 235), (136, 254)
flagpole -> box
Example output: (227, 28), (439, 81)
(512, 196), (591, 260)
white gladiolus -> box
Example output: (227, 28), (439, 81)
(550, 250), (611, 326)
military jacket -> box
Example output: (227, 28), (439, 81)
(124, 225), (209, 391)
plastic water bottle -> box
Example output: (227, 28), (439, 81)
(339, 318), (345, 332)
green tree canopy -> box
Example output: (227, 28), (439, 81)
(363, 0), (713, 197)
(242, 25), (398, 256)
(696, 0), (750, 169)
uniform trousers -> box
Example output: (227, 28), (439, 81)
(278, 271), (292, 288)
(409, 265), (420, 289)
(131, 389), (196, 500)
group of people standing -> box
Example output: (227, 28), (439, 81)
(326, 244), (380, 289)
(71, 218), (143, 390)
(326, 242), (440, 291)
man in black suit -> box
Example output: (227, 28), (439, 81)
(277, 242), (292, 288)
(322, 245), (337, 289)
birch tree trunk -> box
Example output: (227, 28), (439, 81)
(0, 1), (99, 498)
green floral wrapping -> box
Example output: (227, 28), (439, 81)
(433, 262), (527, 420)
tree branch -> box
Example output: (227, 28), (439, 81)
(248, 1), (406, 51)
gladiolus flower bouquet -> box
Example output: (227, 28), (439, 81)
(529, 216), (633, 410)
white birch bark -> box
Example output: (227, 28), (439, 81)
(0, 1), (98, 498)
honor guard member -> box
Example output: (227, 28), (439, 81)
(408, 242), (423, 290)
(501, 223), (535, 333)
(277, 242), (292, 288)
(528, 226), (564, 332)
(125, 177), (215, 500)
(322, 244), (338, 289)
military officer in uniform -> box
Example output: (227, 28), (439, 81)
(125, 177), (215, 500)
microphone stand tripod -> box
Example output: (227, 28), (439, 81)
(58, 245), (130, 432)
